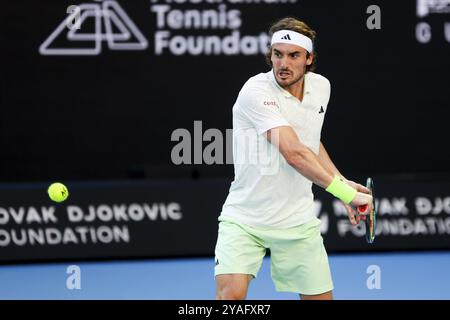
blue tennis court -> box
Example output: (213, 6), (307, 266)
(1, 251), (449, 300)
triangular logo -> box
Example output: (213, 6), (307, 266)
(319, 106), (324, 114)
(39, 0), (148, 56)
(281, 34), (291, 40)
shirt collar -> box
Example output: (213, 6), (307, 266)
(268, 69), (311, 99)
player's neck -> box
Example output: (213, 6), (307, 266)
(285, 76), (305, 102)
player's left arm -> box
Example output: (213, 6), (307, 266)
(318, 141), (370, 223)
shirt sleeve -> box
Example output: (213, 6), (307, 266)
(236, 87), (291, 135)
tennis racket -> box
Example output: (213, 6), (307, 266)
(357, 177), (377, 243)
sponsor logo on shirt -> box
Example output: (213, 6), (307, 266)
(263, 101), (279, 108)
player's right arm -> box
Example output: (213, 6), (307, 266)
(236, 86), (371, 208)
(266, 126), (331, 188)
(265, 126), (371, 208)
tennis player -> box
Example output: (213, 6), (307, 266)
(214, 17), (373, 300)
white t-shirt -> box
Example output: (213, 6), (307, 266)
(220, 69), (331, 228)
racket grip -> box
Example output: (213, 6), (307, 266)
(358, 204), (368, 213)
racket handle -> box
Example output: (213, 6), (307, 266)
(358, 204), (368, 213)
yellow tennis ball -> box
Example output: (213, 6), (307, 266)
(47, 182), (69, 203)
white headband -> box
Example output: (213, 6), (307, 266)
(271, 30), (313, 53)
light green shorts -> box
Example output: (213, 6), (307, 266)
(214, 216), (334, 295)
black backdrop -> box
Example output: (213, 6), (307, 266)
(1, 0), (449, 182)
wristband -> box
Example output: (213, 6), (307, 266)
(326, 175), (357, 204)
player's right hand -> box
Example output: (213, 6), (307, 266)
(346, 180), (371, 194)
(350, 192), (373, 214)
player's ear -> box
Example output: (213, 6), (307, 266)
(266, 46), (273, 66)
(306, 52), (314, 66)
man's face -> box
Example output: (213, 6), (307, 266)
(271, 43), (313, 88)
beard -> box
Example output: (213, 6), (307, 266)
(275, 69), (304, 88)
